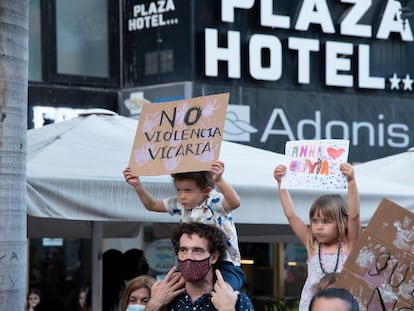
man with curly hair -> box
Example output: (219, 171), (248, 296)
(145, 222), (254, 311)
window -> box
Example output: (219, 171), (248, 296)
(145, 49), (174, 75)
(284, 243), (307, 303)
(55, 0), (109, 77)
(145, 51), (159, 75)
(29, 0), (42, 81)
(28, 0), (119, 86)
(160, 49), (174, 73)
(29, 238), (92, 307)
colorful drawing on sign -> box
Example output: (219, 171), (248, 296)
(335, 199), (414, 310)
(281, 139), (349, 190)
(128, 93), (229, 176)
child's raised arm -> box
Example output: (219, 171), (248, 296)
(340, 163), (361, 245)
(211, 161), (240, 213)
(123, 167), (166, 213)
(273, 165), (310, 247)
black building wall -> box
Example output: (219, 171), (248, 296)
(29, 0), (414, 162)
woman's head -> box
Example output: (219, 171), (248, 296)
(123, 248), (149, 281)
(309, 194), (348, 246)
(27, 288), (41, 309)
(121, 275), (156, 311)
(79, 285), (90, 309)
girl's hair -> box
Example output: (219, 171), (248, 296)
(122, 248), (149, 281)
(308, 194), (348, 249)
(120, 275), (156, 311)
(171, 171), (214, 189)
(27, 287), (42, 299)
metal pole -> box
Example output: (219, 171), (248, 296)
(91, 221), (103, 310)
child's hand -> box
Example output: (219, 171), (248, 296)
(123, 167), (140, 187)
(210, 160), (225, 182)
(273, 165), (287, 184)
(340, 163), (355, 183)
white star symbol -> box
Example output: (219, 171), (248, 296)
(389, 73), (401, 90)
(402, 74), (413, 91)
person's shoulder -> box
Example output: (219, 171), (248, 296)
(236, 292), (254, 311)
(163, 197), (182, 210)
(208, 189), (224, 202)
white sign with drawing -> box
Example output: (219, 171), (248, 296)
(281, 139), (349, 190)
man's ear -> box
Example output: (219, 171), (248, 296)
(210, 250), (220, 265)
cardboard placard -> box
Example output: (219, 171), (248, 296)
(335, 198), (414, 310)
(281, 139), (349, 190)
(128, 93), (229, 176)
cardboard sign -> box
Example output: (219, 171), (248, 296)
(128, 93), (229, 176)
(335, 198), (414, 310)
(281, 139), (349, 190)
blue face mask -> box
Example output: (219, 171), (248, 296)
(126, 304), (146, 311)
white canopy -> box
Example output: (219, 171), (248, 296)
(27, 114), (414, 241)
(355, 148), (414, 187)
(27, 114), (288, 237)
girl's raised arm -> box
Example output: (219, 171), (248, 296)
(274, 165), (310, 247)
(340, 163), (361, 245)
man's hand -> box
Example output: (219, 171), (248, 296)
(211, 270), (239, 311)
(145, 266), (186, 311)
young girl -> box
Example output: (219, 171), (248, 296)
(273, 163), (360, 311)
(25, 288), (41, 311)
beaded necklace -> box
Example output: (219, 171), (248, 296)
(318, 241), (341, 275)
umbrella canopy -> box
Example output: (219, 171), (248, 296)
(355, 148), (414, 187)
(26, 114), (285, 231)
(27, 114), (414, 240)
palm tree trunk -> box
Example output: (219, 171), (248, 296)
(0, 0), (28, 309)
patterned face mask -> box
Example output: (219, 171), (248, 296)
(178, 256), (211, 282)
